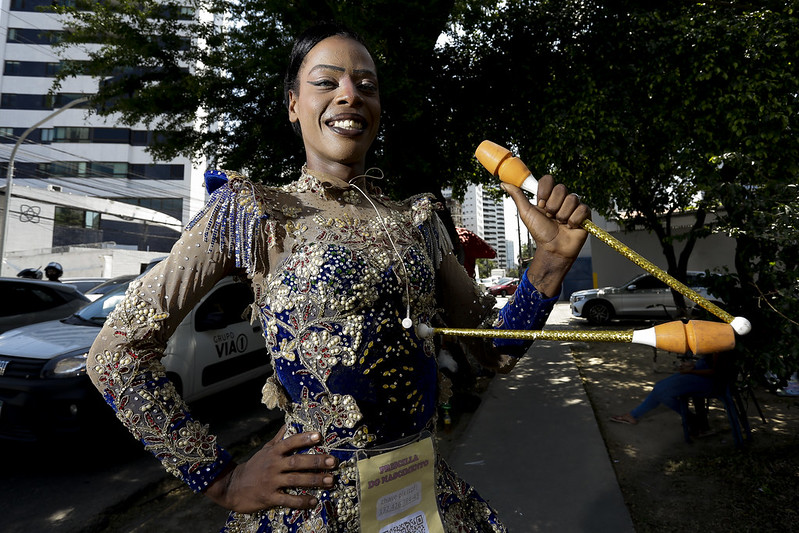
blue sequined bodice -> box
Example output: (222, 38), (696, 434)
(262, 240), (439, 451)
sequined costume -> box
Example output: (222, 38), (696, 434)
(88, 167), (558, 532)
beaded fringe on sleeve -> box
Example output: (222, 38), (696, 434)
(186, 171), (268, 276)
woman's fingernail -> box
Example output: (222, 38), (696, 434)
(324, 476), (334, 485)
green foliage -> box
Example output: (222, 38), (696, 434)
(475, 258), (496, 279)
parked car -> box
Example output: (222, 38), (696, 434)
(62, 277), (109, 294)
(79, 274), (137, 301)
(0, 278), (90, 334)
(0, 276), (269, 442)
(488, 277), (519, 296)
(569, 271), (721, 325)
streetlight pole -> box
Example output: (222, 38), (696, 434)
(0, 96), (89, 276)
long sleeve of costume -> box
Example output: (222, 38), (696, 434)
(87, 173), (265, 493)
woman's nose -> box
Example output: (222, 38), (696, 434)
(336, 78), (362, 106)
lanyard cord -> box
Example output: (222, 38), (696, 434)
(348, 178), (413, 329)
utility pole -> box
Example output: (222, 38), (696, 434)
(0, 96), (89, 276)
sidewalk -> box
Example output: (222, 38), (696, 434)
(446, 303), (635, 532)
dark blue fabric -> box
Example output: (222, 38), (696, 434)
(493, 269), (558, 353)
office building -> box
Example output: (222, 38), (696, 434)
(0, 0), (207, 275)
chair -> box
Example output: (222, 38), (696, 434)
(678, 381), (752, 447)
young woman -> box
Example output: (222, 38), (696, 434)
(87, 22), (590, 532)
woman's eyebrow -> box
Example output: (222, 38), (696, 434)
(309, 64), (377, 77)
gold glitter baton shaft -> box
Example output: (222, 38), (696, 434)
(431, 327), (632, 343)
(475, 140), (752, 336)
(417, 319), (736, 355)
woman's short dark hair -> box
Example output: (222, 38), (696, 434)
(284, 22), (369, 137)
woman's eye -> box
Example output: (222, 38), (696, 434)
(309, 79), (336, 88)
(359, 82), (378, 94)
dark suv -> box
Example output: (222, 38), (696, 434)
(0, 278), (90, 333)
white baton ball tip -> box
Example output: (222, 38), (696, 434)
(416, 323), (434, 338)
(731, 316), (752, 336)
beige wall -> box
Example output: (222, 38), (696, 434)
(590, 212), (736, 288)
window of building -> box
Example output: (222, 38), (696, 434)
(89, 162), (128, 178)
(11, 0), (88, 12)
(0, 128), (14, 141)
(40, 161), (87, 177)
(7, 28), (63, 45)
(45, 62), (62, 76)
(129, 164), (185, 180)
(1, 93), (89, 110)
(2, 94), (35, 109)
(4, 162), (37, 177)
(3, 60), (64, 77)
(53, 93), (89, 107)
(11, 0), (54, 11)
(55, 206), (100, 229)
(155, 4), (195, 20)
(130, 130), (151, 146)
(52, 127), (91, 143)
(116, 197), (183, 220)
(92, 128), (131, 143)
(3, 61), (22, 75)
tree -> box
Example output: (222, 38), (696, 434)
(475, 258), (496, 280)
(440, 1), (799, 378)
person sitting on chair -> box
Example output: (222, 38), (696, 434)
(610, 352), (724, 431)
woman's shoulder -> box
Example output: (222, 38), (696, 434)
(202, 169), (303, 217)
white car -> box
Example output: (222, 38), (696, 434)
(570, 271), (722, 325)
(0, 276), (269, 442)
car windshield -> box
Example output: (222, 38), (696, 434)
(72, 282), (130, 324)
(494, 277), (514, 285)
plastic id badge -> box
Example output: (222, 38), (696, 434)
(357, 435), (444, 533)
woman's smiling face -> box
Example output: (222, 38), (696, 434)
(288, 35), (381, 179)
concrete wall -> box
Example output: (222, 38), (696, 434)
(6, 246), (166, 278)
(589, 212), (736, 289)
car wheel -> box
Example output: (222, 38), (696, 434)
(586, 301), (613, 325)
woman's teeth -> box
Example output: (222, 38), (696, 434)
(330, 119), (362, 130)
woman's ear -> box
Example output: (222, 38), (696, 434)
(288, 90), (299, 123)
